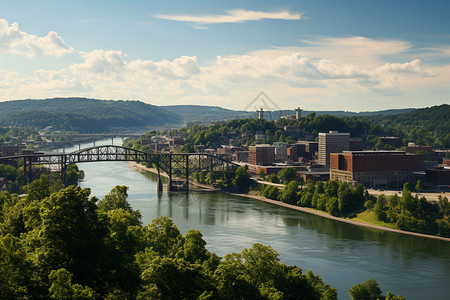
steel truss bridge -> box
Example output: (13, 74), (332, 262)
(1, 145), (238, 192)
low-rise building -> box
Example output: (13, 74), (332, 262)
(330, 151), (420, 188)
(0, 143), (26, 156)
(425, 167), (450, 185)
(350, 138), (364, 151)
(248, 144), (275, 166)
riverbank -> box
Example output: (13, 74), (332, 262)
(127, 162), (450, 242)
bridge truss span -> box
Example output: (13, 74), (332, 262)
(1, 145), (238, 192)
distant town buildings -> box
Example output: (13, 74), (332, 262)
(0, 143), (26, 156)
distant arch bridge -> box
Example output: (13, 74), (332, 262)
(1, 145), (238, 191)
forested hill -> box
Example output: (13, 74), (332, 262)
(0, 98), (181, 132)
(369, 104), (450, 147)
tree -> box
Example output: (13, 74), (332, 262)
(65, 164), (80, 186)
(278, 167), (297, 183)
(179, 143), (195, 153)
(403, 182), (412, 193)
(281, 181), (299, 204)
(414, 180), (424, 194)
(268, 174), (279, 183)
(258, 168), (266, 180)
(348, 278), (383, 300)
(34, 186), (110, 293)
(232, 166), (252, 193)
(48, 269), (94, 300)
(374, 195), (387, 222)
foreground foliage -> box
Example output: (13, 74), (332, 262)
(1, 183), (341, 299)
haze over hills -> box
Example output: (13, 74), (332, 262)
(0, 98), (181, 132)
(0, 97), (445, 133)
(162, 104), (416, 123)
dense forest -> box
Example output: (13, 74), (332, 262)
(0, 181), (406, 299)
(0, 98), (181, 132)
(368, 104), (450, 148)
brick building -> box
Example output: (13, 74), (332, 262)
(330, 151), (419, 188)
(350, 138), (364, 151)
(0, 143), (26, 156)
(248, 145), (275, 166)
(425, 167), (450, 185)
(287, 143), (306, 162)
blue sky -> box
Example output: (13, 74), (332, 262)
(0, 0), (449, 111)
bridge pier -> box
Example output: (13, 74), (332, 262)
(185, 155), (189, 192)
(167, 154), (173, 192)
(157, 168), (163, 192)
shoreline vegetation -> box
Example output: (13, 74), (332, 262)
(127, 161), (450, 242)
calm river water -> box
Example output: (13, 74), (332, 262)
(57, 139), (449, 299)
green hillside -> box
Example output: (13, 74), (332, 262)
(0, 98), (181, 132)
(163, 105), (416, 123)
(369, 104), (450, 147)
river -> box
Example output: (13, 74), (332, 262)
(56, 139), (450, 299)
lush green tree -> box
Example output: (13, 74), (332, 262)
(414, 180), (424, 194)
(374, 195), (387, 222)
(65, 164), (80, 186)
(27, 174), (52, 201)
(29, 186), (110, 294)
(179, 142), (195, 153)
(232, 166), (252, 193)
(0, 234), (32, 299)
(327, 197), (340, 216)
(258, 168), (266, 180)
(269, 174), (280, 184)
(48, 268), (94, 300)
(278, 167), (297, 183)
(348, 278), (383, 300)
(281, 181), (299, 204)
(349, 278), (406, 300)
(364, 200), (374, 211)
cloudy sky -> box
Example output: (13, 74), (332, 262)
(1, 0), (449, 111)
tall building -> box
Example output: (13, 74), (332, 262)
(330, 151), (419, 188)
(248, 144), (275, 165)
(295, 107), (302, 120)
(257, 108), (264, 120)
(318, 131), (350, 166)
(274, 142), (288, 162)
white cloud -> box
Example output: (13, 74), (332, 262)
(0, 35), (447, 112)
(251, 36), (412, 68)
(154, 9), (302, 28)
(0, 19), (73, 57)
(378, 59), (436, 76)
